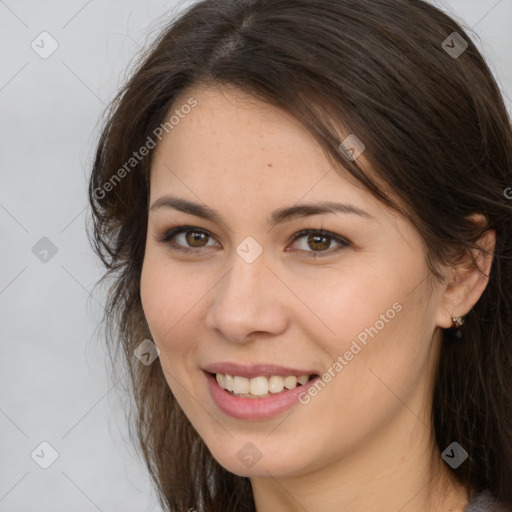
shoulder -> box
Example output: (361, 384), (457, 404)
(465, 491), (511, 512)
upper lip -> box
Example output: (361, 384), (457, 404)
(203, 362), (319, 379)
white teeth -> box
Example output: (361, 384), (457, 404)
(233, 375), (250, 394)
(224, 374), (234, 392)
(284, 376), (297, 389)
(297, 375), (309, 385)
(215, 373), (312, 397)
(268, 375), (284, 393)
(249, 376), (269, 396)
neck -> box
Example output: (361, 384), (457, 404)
(250, 408), (469, 512)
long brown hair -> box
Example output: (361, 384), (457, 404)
(88, 1), (512, 510)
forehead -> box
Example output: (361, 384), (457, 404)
(149, 85), (387, 218)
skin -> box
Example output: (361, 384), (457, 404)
(140, 84), (495, 512)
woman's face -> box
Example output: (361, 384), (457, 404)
(140, 85), (449, 479)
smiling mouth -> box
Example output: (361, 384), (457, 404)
(211, 372), (318, 398)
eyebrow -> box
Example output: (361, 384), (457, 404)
(149, 195), (375, 226)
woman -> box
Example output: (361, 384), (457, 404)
(88, 1), (512, 510)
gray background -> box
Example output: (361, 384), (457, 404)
(0, 1), (510, 510)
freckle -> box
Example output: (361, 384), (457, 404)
(267, 163), (273, 167)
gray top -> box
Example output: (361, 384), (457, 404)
(465, 491), (510, 512)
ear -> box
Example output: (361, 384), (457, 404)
(435, 214), (496, 329)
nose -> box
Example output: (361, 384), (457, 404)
(205, 251), (289, 343)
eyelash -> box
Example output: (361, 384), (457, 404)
(158, 225), (350, 258)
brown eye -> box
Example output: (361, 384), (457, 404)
(289, 229), (350, 257)
(159, 226), (220, 252)
(306, 233), (331, 251)
(185, 231), (209, 247)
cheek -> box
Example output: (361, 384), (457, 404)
(288, 259), (406, 346)
(300, 258), (433, 403)
(140, 253), (186, 344)
(319, 289), (435, 433)
(140, 254), (202, 404)
(140, 251), (211, 360)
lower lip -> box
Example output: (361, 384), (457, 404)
(204, 371), (320, 420)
